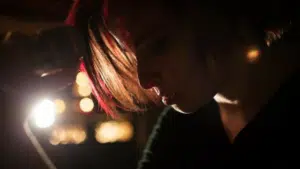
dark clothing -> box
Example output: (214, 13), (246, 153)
(138, 72), (299, 169)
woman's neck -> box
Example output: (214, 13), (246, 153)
(215, 55), (299, 142)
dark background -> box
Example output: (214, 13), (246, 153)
(0, 1), (162, 169)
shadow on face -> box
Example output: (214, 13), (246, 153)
(106, 1), (255, 113)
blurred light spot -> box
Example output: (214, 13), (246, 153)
(95, 121), (133, 143)
(79, 98), (94, 113)
(95, 121), (119, 143)
(58, 129), (67, 144)
(50, 126), (86, 145)
(3, 31), (12, 42)
(118, 121), (134, 142)
(41, 73), (48, 77)
(73, 129), (87, 144)
(77, 85), (92, 97)
(32, 99), (56, 128)
(39, 68), (63, 77)
(76, 72), (89, 87)
(54, 99), (66, 114)
(49, 136), (60, 145)
(247, 48), (260, 63)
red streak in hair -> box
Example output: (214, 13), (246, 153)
(65, 0), (81, 26)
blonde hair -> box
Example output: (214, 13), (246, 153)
(82, 21), (157, 117)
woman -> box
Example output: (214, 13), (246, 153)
(66, 0), (299, 168)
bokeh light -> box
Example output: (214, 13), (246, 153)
(247, 48), (260, 63)
(49, 126), (86, 145)
(32, 99), (56, 128)
(77, 85), (92, 97)
(79, 97), (94, 113)
(76, 72), (89, 87)
(95, 121), (134, 143)
(118, 121), (134, 142)
(54, 99), (66, 114)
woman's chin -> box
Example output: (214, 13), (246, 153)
(171, 97), (214, 114)
(171, 104), (196, 114)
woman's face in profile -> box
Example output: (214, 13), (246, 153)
(109, 1), (237, 113)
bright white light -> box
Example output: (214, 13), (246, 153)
(32, 99), (56, 128)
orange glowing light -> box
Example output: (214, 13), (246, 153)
(247, 49), (260, 63)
